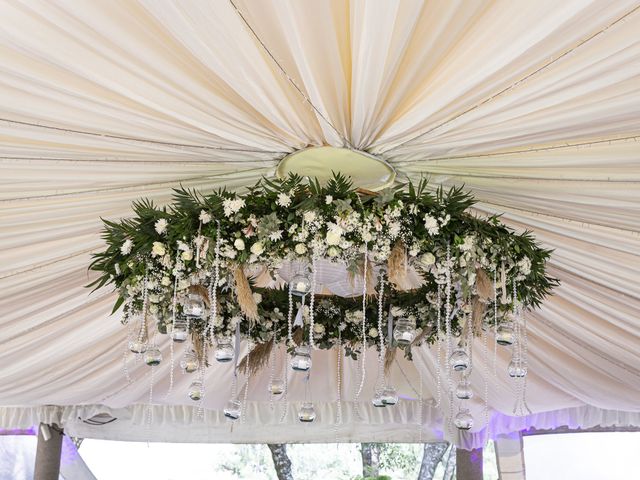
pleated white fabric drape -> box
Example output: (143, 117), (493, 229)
(1, 0), (639, 446)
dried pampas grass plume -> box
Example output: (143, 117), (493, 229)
(233, 264), (258, 321)
(238, 339), (273, 375)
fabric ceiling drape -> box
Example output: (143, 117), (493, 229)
(1, 0), (639, 446)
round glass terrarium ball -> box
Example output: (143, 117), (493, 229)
(454, 408), (474, 430)
(290, 346), (312, 372)
(290, 273), (312, 297)
(496, 323), (515, 346)
(269, 379), (285, 396)
(143, 344), (162, 366)
(171, 316), (189, 343)
(180, 351), (199, 373)
(381, 386), (399, 406)
(128, 339), (147, 354)
(449, 348), (470, 371)
(455, 378), (473, 400)
(188, 381), (204, 401)
(223, 399), (242, 420)
(297, 402), (316, 423)
(393, 317), (417, 346)
(508, 360), (527, 378)
(371, 392), (386, 408)
(183, 293), (205, 318)
(214, 338), (234, 363)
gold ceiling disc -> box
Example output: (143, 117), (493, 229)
(276, 146), (396, 191)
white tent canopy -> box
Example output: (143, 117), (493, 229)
(1, 0), (639, 449)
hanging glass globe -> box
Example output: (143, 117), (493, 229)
(269, 379), (285, 395)
(454, 408), (474, 430)
(381, 386), (399, 406)
(214, 338), (234, 363)
(143, 344), (162, 366)
(297, 402), (316, 422)
(290, 346), (312, 372)
(508, 359), (527, 378)
(183, 293), (205, 318)
(128, 339), (147, 354)
(455, 378), (473, 400)
(393, 317), (417, 346)
(371, 391), (386, 407)
(223, 399), (242, 420)
(188, 380), (204, 401)
(496, 323), (515, 346)
(449, 348), (470, 371)
(180, 350), (199, 373)
(290, 273), (312, 297)
(171, 316), (189, 343)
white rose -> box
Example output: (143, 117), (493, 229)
(252, 292), (262, 304)
(362, 231), (373, 242)
(234, 238), (245, 251)
(327, 246), (339, 257)
(161, 276), (171, 287)
(250, 241), (264, 255)
(120, 239), (133, 255)
(181, 249), (193, 261)
(326, 230), (341, 246)
(420, 253), (436, 266)
(151, 242), (166, 257)
(295, 243), (308, 255)
(313, 324), (325, 334)
(368, 328), (378, 338)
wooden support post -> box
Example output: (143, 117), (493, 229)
(456, 447), (483, 480)
(34, 423), (63, 480)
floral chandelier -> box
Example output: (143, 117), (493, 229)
(91, 174), (557, 430)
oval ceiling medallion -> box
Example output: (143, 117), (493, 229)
(276, 146), (396, 191)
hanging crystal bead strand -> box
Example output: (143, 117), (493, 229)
(241, 327), (252, 424)
(354, 247), (368, 418)
(493, 268), (498, 379)
(166, 268), (179, 398)
(309, 254), (317, 349)
(209, 222), (221, 345)
(335, 328), (343, 437)
(434, 286), (442, 408)
(287, 282), (294, 346)
(521, 307), (532, 415)
(444, 245), (455, 429)
(482, 312), (490, 430)
(374, 272), (386, 405)
(122, 305), (133, 384)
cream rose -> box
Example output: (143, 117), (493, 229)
(250, 241), (264, 255)
(295, 243), (308, 255)
(420, 252), (436, 266)
(234, 238), (245, 251)
(326, 230), (341, 246)
(151, 242), (166, 257)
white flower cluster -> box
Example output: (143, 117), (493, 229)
(222, 197), (245, 217)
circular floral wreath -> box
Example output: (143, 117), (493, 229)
(90, 174), (557, 360)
